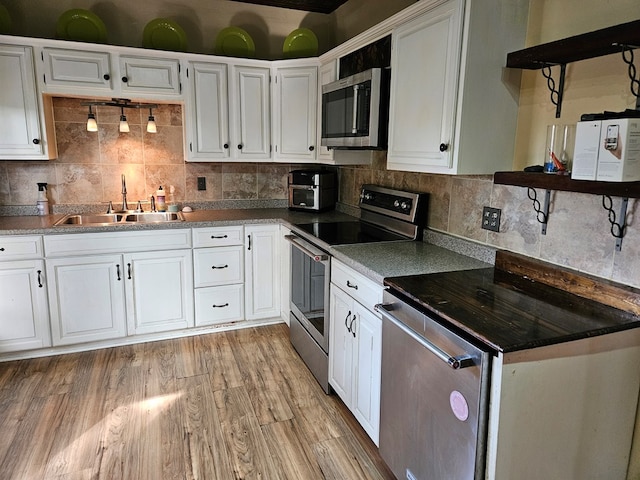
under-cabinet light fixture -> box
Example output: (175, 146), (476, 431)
(146, 108), (157, 133)
(86, 105), (98, 132)
(81, 98), (158, 133)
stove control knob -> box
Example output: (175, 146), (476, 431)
(400, 201), (410, 210)
(363, 193), (374, 201)
(394, 200), (400, 207)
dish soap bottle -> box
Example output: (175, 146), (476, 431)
(36, 183), (50, 215)
(156, 186), (166, 212)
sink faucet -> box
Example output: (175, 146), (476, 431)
(121, 174), (129, 211)
(150, 195), (156, 212)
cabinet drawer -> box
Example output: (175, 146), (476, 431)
(195, 284), (244, 326)
(331, 259), (383, 312)
(0, 235), (43, 260)
(44, 229), (191, 256)
(192, 226), (244, 247)
(193, 246), (243, 287)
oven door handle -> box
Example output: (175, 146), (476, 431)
(375, 303), (475, 370)
(285, 234), (329, 262)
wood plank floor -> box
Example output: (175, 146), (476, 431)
(0, 324), (396, 480)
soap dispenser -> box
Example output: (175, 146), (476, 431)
(36, 183), (50, 216)
(156, 186), (167, 212)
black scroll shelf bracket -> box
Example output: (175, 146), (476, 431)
(506, 20), (640, 115)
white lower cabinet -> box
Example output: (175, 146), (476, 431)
(46, 254), (127, 345)
(193, 226), (245, 326)
(0, 259), (51, 352)
(45, 229), (193, 346)
(124, 249), (193, 335)
(329, 260), (383, 445)
(245, 224), (280, 320)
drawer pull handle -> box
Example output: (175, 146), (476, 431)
(211, 235), (228, 239)
(350, 314), (357, 338)
(345, 310), (351, 331)
(212, 303), (229, 308)
(0, 247), (4, 251)
(346, 280), (358, 290)
(127, 263), (132, 280)
(116, 264), (121, 281)
(212, 264), (229, 269)
(37, 270), (43, 288)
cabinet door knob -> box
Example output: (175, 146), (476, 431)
(345, 310), (352, 331)
(121, 76), (128, 83)
(439, 143), (449, 152)
(37, 270), (43, 288)
(32, 139), (40, 145)
(116, 264), (121, 281)
(103, 74), (110, 80)
(309, 146), (315, 151)
(223, 143), (229, 149)
(238, 144), (243, 150)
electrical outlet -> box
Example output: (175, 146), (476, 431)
(481, 206), (501, 232)
(197, 177), (206, 191)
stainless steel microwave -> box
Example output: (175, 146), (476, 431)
(321, 68), (389, 149)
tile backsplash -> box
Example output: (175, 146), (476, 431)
(0, 97), (299, 208)
(1, 98), (638, 291)
(338, 152), (640, 290)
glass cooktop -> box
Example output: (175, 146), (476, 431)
(295, 221), (408, 245)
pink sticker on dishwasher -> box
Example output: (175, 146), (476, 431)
(450, 390), (469, 422)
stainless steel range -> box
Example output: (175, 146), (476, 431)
(285, 184), (428, 393)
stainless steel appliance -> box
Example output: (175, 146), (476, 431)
(375, 290), (492, 480)
(288, 169), (336, 212)
(321, 68), (390, 149)
(286, 184), (428, 393)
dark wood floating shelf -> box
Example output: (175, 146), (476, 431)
(506, 19), (640, 69)
(494, 171), (640, 198)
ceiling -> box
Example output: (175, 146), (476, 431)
(229, 0), (349, 14)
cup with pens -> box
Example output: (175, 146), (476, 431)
(544, 124), (575, 174)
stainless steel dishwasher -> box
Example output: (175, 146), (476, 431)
(375, 290), (492, 480)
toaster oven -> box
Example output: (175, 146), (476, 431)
(288, 170), (336, 212)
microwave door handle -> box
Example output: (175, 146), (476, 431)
(351, 85), (360, 134)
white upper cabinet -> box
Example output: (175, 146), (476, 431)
(119, 56), (181, 96)
(231, 65), (271, 161)
(387, 0), (527, 174)
(40, 47), (182, 99)
(272, 64), (318, 162)
(185, 61), (230, 160)
(0, 45), (55, 160)
(42, 48), (112, 91)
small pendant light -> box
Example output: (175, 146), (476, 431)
(86, 105), (98, 132)
(146, 107), (157, 133)
(119, 107), (130, 133)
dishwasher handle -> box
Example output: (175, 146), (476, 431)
(375, 303), (475, 370)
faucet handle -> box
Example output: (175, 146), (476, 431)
(106, 201), (114, 214)
(135, 200), (143, 213)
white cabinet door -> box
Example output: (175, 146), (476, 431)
(185, 62), (230, 160)
(119, 56), (181, 97)
(352, 306), (382, 445)
(273, 65), (317, 162)
(316, 60), (336, 164)
(41, 48), (112, 92)
(387, 0), (463, 172)
(46, 254), (127, 346)
(0, 259), (51, 352)
(124, 249), (193, 335)
(232, 65), (271, 161)
(0, 45), (50, 159)
(329, 284), (355, 402)
(245, 224), (280, 320)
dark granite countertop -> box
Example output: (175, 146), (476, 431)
(385, 268), (640, 353)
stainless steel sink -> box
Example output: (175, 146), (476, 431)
(124, 212), (183, 223)
(54, 211), (184, 226)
